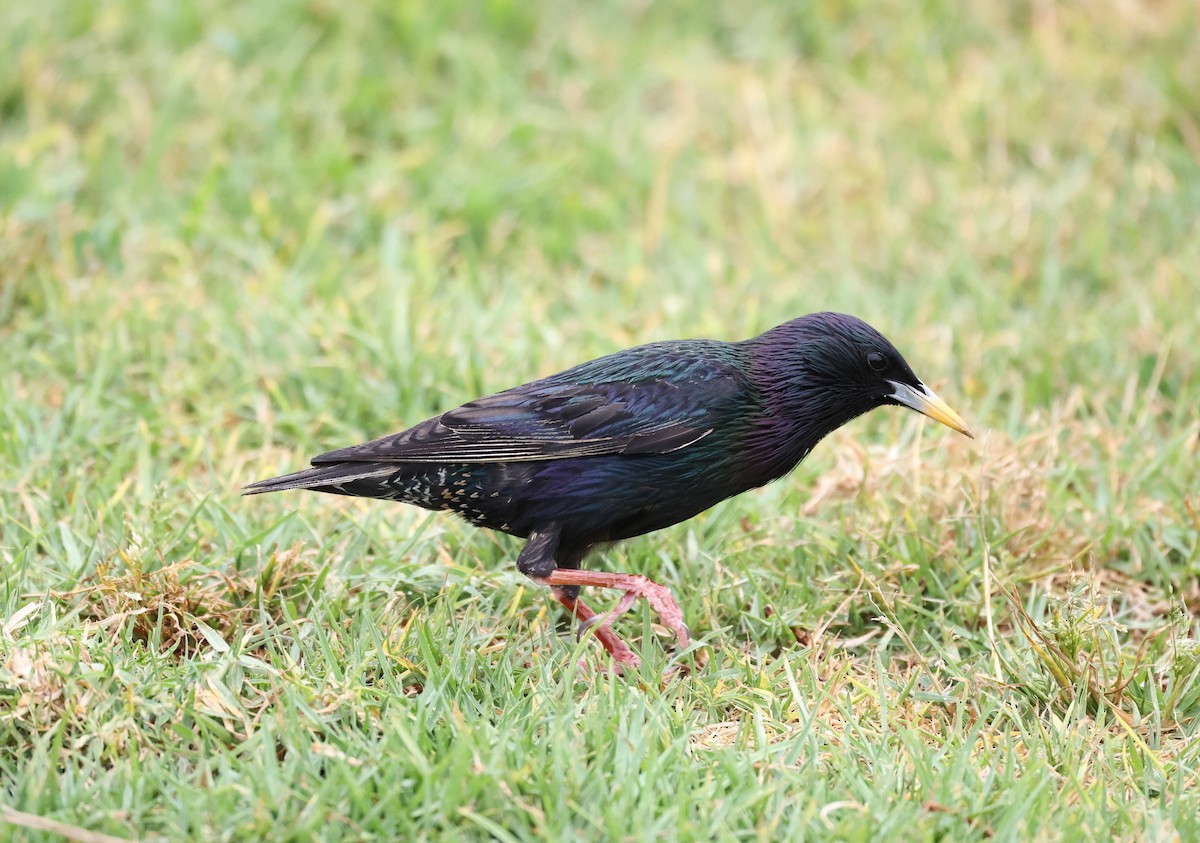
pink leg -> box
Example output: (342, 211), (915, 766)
(540, 569), (690, 650)
(551, 587), (642, 671)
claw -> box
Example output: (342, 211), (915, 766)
(576, 613), (601, 641)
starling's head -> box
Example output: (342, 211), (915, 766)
(753, 312), (974, 438)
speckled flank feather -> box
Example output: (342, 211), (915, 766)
(246, 461), (522, 531)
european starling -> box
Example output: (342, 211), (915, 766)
(245, 312), (972, 670)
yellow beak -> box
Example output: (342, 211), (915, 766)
(888, 380), (974, 439)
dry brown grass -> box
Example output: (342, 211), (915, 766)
(53, 540), (321, 658)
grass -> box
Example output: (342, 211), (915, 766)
(2, 0), (1199, 839)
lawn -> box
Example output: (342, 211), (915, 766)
(2, 1), (1199, 840)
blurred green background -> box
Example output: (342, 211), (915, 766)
(2, 1), (1198, 840)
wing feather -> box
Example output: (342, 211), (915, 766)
(311, 353), (749, 465)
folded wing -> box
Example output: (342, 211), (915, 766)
(311, 356), (749, 465)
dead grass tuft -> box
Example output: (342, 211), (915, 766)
(0, 604), (102, 737)
(1, 543), (330, 744)
(58, 539), (320, 659)
(1, 641), (87, 729)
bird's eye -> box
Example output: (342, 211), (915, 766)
(866, 351), (887, 372)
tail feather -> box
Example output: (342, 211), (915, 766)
(242, 462), (395, 495)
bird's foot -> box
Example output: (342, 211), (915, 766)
(543, 570), (691, 651)
(551, 587), (642, 672)
(557, 587), (702, 684)
(601, 575), (691, 649)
